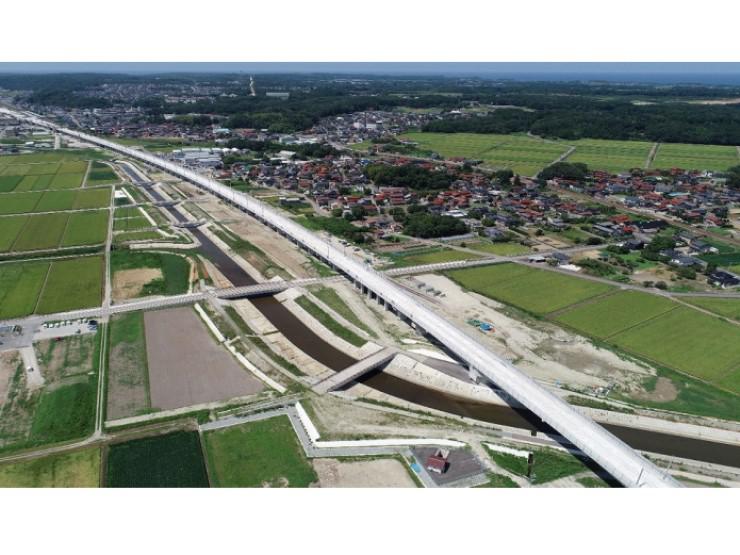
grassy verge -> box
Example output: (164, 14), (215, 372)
(311, 286), (377, 338)
(477, 472), (520, 488)
(295, 295), (366, 347)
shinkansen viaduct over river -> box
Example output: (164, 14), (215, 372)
(0, 107), (682, 488)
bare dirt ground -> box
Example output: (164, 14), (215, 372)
(313, 458), (416, 488)
(0, 351), (20, 407)
(404, 274), (655, 392)
(107, 318), (150, 421)
(144, 307), (264, 410)
(35, 335), (95, 381)
(112, 268), (163, 302)
(633, 376), (679, 403)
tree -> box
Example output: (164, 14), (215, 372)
(538, 162), (588, 181)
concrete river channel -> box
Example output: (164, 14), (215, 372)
(124, 163), (740, 470)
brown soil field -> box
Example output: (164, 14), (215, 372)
(144, 307), (264, 410)
(112, 268), (163, 301)
(312, 458), (416, 488)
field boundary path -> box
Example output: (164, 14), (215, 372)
(646, 143), (660, 168)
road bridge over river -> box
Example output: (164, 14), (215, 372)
(2, 107), (681, 488)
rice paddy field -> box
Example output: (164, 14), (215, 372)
(0, 255), (104, 318)
(0, 159), (89, 192)
(86, 161), (119, 186)
(106, 431), (209, 487)
(0, 187), (111, 215)
(113, 206), (153, 232)
(563, 139), (655, 173)
(446, 262), (613, 314)
(683, 297), (740, 321)
(448, 263), (740, 395)
(0, 210), (109, 253)
(400, 132), (569, 176)
(650, 143), (740, 171)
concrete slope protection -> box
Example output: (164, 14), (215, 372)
(4, 108), (680, 488)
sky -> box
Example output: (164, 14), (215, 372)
(1, 62), (740, 85)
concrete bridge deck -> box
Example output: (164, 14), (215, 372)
(312, 346), (397, 394)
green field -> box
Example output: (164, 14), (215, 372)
(35, 256), (104, 314)
(484, 444), (588, 485)
(556, 291), (677, 339)
(1, 256), (104, 318)
(113, 230), (163, 243)
(0, 159), (89, 192)
(463, 240), (530, 256)
(400, 132), (570, 176)
(61, 210), (109, 247)
(0, 216), (30, 251)
(0, 150), (108, 166)
(0, 210), (108, 252)
(29, 381), (97, 443)
(609, 307), (740, 391)
(204, 416), (317, 487)
(0, 448), (100, 487)
(683, 297), (740, 321)
(0, 187), (110, 215)
(110, 250), (191, 296)
(564, 138), (655, 173)
(106, 431), (209, 487)
(651, 143), (740, 171)
(0, 260), (50, 318)
(11, 212), (69, 251)
(447, 263), (613, 314)
(383, 247), (479, 268)
(86, 161), (119, 186)
(296, 295), (366, 347)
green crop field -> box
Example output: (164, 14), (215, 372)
(0, 191), (42, 215)
(400, 132), (570, 176)
(564, 138), (655, 173)
(113, 229), (163, 243)
(651, 143), (740, 171)
(609, 307), (740, 392)
(74, 187), (111, 209)
(35, 256), (104, 314)
(0, 260), (49, 318)
(30, 380), (97, 443)
(0, 216), (28, 251)
(106, 431), (209, 487)
(61, 210), (109, 247)
(34, 190), (77, 211)
(86, 161), (119, 186)
(464, 240), (530, 256)
(556, 291), (677, 339)
(0, 448), (100, 487)
(0, 149), (108, 166)
(11, 212), (69, 251)
(383, 247), (479, 268)
(0, 210), (108, 252)
(204, 415), (318, 487)
(683, 297), (740, 321)
(113, 215), (150, 231)
(0, 175), (23, 192)
(447, 263), (613, 314)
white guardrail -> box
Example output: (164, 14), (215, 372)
(3, 108), (680, 487)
